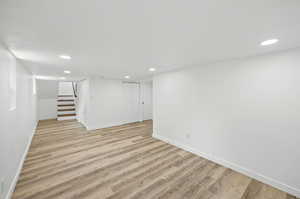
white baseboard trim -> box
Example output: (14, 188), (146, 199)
(87, 120), (141, 131)
(76, 119), (88, 130)
(5, 122), (38, 199)
(153, 133), (300, 198)
(87, 121), (126, 131)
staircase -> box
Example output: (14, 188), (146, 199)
(57, 82), (77, 120)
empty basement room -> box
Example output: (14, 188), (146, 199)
(1, 1), (300, 199)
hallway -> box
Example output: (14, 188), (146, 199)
(12, 120), (297, 199)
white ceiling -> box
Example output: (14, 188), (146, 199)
(1, 0), (300, 80)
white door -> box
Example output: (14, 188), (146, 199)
(142, 82), (153, 121)
(123, 82), (140, 123)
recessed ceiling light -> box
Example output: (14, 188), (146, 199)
(64, 70), (71, 74)
(260, 39), (278, 46)
(149, 67), (156, 72)
(60, 54), (71, 60)
(124, 75), (130, 79)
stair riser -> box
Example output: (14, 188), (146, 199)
(57, 111), (76, 115)
(58, 97), (74, 100)
(57, 116), (76, 120)
(57, 101), (75, 105)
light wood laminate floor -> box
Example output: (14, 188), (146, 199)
(12, 119), (298, 199)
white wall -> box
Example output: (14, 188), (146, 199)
(58, 81), (74, 95)
(153, 48), (300, 197)
(0, 44), (37, 199)
(37, 79), (58, 98)
(140, 81), (153, 120)
(77, 78), (153, 130)
(85, 77), (141, 130)
(37, 80), (58, 120)
(76, 80), (89, 127)
(38, 99), (57, 120)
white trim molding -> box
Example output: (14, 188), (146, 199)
(86, 120), (141, 131)
(153, 133), (300, 198)
(86, 121), (126, 131)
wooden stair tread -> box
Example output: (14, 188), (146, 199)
(57, 108), (76, 111)
(58, 113), (76, 117)
(57, 99), (74, 102)
(58, 104), (75, 107)
(58, 95), (73, 97)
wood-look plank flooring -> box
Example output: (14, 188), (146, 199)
(12, 119), (298, 199)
